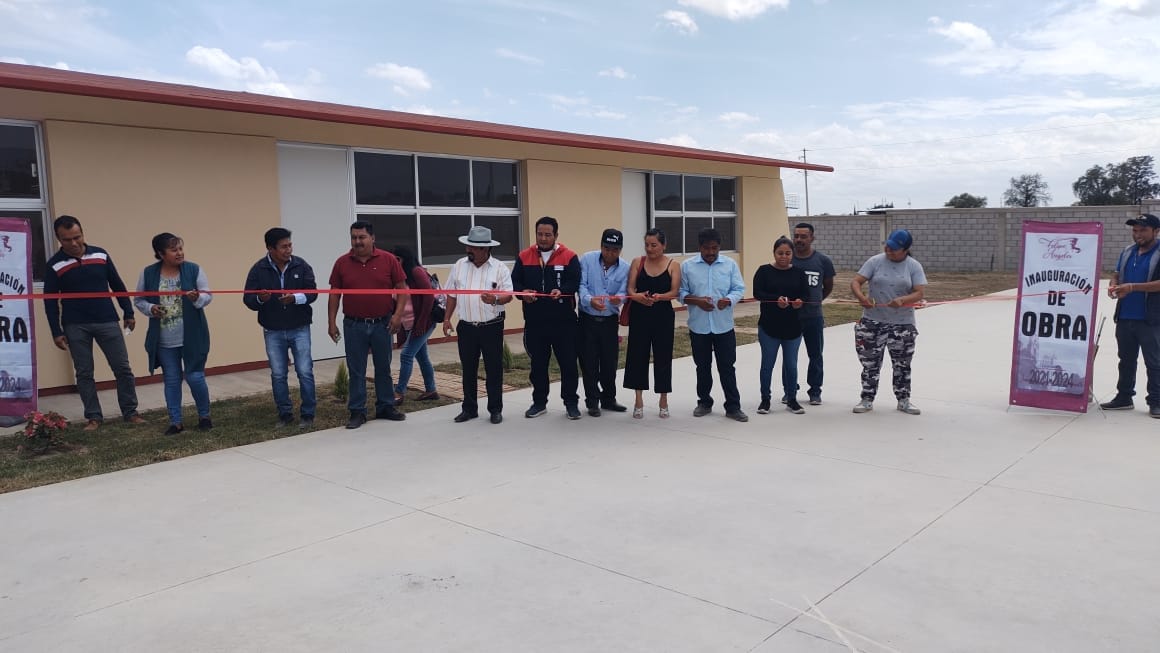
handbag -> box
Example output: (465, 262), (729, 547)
(619, 256), (645, 327)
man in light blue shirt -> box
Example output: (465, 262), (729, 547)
(680, 227), (748, 421)
(578, 228), (630, 416)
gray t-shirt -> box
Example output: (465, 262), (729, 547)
(857, 253), (928, 325)
(793, 250), (835, 320)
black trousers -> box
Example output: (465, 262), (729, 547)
(1115, 319), (1160, 406)
(578, 312), (620, 406)
(689, 330), (741, 413)
(524, 319), (579, 408)
(457, 318), (505, 416)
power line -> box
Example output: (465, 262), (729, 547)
(836, 145), (1159, 172)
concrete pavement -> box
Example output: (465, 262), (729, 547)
(2, 292), (1159, 652)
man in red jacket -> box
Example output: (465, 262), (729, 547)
(512, 216), (582, 419)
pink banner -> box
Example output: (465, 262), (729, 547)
(0, 217), (37, 426)
(1009, 220), (1103, 413)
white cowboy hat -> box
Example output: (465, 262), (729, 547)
(458, 225), (501, 247)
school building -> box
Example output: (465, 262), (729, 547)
(0, 63), (832, 392)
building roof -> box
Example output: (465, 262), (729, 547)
(0, 63), (832, 173)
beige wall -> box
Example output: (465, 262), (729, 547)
(3, 86), (801, 389)
(36, 120), (280, 388)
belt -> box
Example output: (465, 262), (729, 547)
(460, 314), (505, 327)
(343, 315), (387, 324)
(581, 312), (615, 322)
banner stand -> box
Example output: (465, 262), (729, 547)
(0, 217), (37, 428)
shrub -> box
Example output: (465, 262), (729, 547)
(334, 361), (349, 400)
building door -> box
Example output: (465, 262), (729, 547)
(620, 171), (647, 261)
(276, 143), (352, 361)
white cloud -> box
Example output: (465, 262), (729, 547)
(1, 56), (29, 64)
(599, 66), (632, 79)
(185, 46), (293, 97)
(930, 4), (1160, 86)
(592, 109), (627, 120)
(719, 111), (759, 124)
(677, 0), (788, 20)
(366, 62), (432, 96)
(495, 48), (543, 65)
(661, 10), (699, 35)
(658, 133), (699, 147)
(0, 0), (136, 58)
(261, 39), (303, 52)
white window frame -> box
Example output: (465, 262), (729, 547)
(350, 148), (521, 264)
(0, 119), (51, 282)
(650, 172), (738, 255)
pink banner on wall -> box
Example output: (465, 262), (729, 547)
(1010, 220), (1103, 413)
(0, 217), (37, 426)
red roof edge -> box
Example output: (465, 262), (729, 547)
(0, 63), (833, 173)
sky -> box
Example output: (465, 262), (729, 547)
(3, 0), (1160, 215)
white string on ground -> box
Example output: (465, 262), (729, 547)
(803, 595), (857, 653)
(769, 597), (903, 653)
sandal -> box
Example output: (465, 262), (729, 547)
(659, 407), (670, 419)
(632, 406), (644, 419)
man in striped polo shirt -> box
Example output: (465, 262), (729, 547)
(44, 215), (145, 431)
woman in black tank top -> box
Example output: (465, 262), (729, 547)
(623, 229), (682, 418)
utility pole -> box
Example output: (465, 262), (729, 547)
(801, 148), (810, 217)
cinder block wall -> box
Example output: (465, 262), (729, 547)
(802, 202), (1160, 272)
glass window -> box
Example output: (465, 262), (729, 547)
(354, 152), (414, 206)
(3, 210), (47, 281)
(712, 178), (735, 212)
(357, 214), (417, 254)
(0, 125), (39, 199)
(418, 157), (470, 207)
(653, 174), (681, 211)
(715, 217), (736, 251)
(654, 217), (683, 256)
(420, 214), (472, 265)
(472, 161), (518, 208)
(684, 176), (711, 212)
(684, 217), (713, 254)
(473, 215), (519, 261)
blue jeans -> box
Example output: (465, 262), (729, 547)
(157, 346), (211, 426)
(758, 329), (802, 402)
(343, 317), (394, 415)
(800, 316), (825, 398)
(264, 325), (316, 419)
(395, 324), (436, 395)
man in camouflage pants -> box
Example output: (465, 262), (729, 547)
(849, 229), (927, 415)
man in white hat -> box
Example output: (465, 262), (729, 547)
(442, 226), (514, 424)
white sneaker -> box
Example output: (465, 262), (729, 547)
(852, 399), (874, 413)
(897, 399), (921, 415)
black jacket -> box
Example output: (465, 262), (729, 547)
(243, 255), (318, 330)
(511, 243), (581, 323)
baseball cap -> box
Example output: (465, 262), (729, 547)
(601, 228), (624, 249)
(884, 229), (913, 251)
(1126, 213), (1160, 229)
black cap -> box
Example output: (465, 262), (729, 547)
(1127, 214), (1160, 229)
(601, 228), (624, 249)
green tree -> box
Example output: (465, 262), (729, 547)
(1003, 173), (1051, 207)
(1073, 156), (1160, 206)
(944, 193), (987, 208)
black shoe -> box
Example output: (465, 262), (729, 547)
(376, 407), (406, 421)
(566, 405), (582, 420)
(299, 417), (314, 429)
(345, 412), (367, 429)
(693, 404), (712, 417)
(277, 414), (295, 427)
(490, 412), (503, 425)
(785, 398), (805, 414)
(197, 417), (213, 431)
(454, 411), (478, 423)
(587, 406), (601, 417)
(757, 400), (771, 415)
(808, 394), (822, 406)
(600, 401), (628, 412)
(1151, 405), (1160, 419)
(164, 423), (184, 436)
(525, 404), (547, 418)
(725, 410), (749, 422)
(1099, 395), (1134, 410)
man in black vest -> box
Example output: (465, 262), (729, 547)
(1101, 213), (1160, 417)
